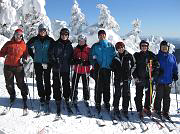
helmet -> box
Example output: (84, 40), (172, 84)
(115, 42), (125, 50)
(78, 34), (87, 42)
(139, 40), (149, 49)
(60, 28), (69, 35)
(38, 24), (48, 32)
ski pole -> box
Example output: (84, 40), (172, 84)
(32, 62), (35, 102)
(84, 65), (90, 101)
(128, 60), (133, 114)
(175, 81), (179, 113)
(71, 63), (79, 103)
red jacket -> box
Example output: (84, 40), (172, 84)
(73, 44), (90, 74)
(0, 39), (28, 66)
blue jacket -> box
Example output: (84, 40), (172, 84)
(27, 35), (55, 64)
(90, 40), (116, 69)
(157, 50), (178, 84)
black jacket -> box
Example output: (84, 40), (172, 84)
(48, 38), (73, 72)
(111, 50), (135, 82)
(132, 50), (159, 81)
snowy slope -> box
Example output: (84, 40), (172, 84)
(0, 75), (180, 134)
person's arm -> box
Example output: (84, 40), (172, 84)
(0, 42), (9, 57)
(26, 37), (35, 59)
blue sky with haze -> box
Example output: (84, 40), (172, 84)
(46, 0), (180, 38)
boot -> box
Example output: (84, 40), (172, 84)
(23, 100), (28, 109)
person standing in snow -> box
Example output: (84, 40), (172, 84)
(154, 40), (178, 119)
(132, 40), (159, 118)
(0, 29), (29, 109)
(111, 42), (135, 117)
(48, 28), (73, 116)
(90, 30), (116, 113)
(27, 24), (55, 108)
(71, 34), (91, 104)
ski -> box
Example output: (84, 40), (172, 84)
(107, 111), (118, 125)
(53, 114), (65, 122)
(122, 115), (136, 130)
(34, 103), (44, 118)
(96, 112), (106, 127)
(0, 102), (15, 116)
(115, 114), (129, 130)
(161, 117), (175, 132)
(146, 114), (164, 129)
(139, 118), (148, 132)
(22, 108), (28, 116)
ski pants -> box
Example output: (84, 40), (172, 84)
(113, 81), (130, 111)
(95, 68), (111, 105)
(34, 63), (52, 101)
(3, 65), (28, 101)
(134, 82), (152, 112)
(154, 83), (171, 113)
(71, 72), (90, 101)
(52, 71), (71, 101)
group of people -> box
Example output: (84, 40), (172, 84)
(0, 24), (178, 119)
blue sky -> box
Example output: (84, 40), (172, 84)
(46, 0), (180, 38)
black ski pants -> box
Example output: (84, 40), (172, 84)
(34, 63), (52, 101)
(113, 81), (130, 111)
(134, 81), (152, 112)
(52, 72), (71, 101)
(154, 84), (171, 113)
(95, 68), (111, 105)
(71, 72), (90, 101)
(4, 65), (28, 101)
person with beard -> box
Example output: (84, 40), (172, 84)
(132, 40), (159, 119)
(71, 34), (91, 104)
(48, 28), (73, 116)
(27, 24), (55, 109)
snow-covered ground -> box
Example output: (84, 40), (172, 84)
(0, 75), (180, 134)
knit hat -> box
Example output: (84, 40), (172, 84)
(98, 30), (106, 36)
(115, 42), (125, 50)
(38, 24), (48, 32)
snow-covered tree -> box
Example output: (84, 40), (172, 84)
(70, 0), (87, 35)
(96, 4), (120, 32)
(17, 0), (53, 41)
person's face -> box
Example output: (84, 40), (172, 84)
(15, 33), (23, 42)
(39, 29), (47, 37)
(117, 46), (125, 54)
(79, 39), (86, 46)
(141, 43), (148, 52)
(161, 45), (169, 53)
(98, 34), (106, 41)
(61, 33), (69, 40)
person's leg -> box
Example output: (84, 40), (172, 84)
(81, 74), (90, 100)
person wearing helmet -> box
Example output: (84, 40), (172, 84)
(0, 29), (29, 110)
(132, 40), (159, 119)
(111, 41), (135, 117)
(154, 40), (178, 119)
(71, 34), (91, 105)
(48, 28), (73, 116)
(27, 24), (55, 112)
(90, 30), (116, 113)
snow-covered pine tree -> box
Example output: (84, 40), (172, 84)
(70, 0), (87, 35)
(96, 4), (120, 32)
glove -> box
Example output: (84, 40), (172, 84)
(75, 59), (83, 65)
(20, 58), (28, 64)
(82, 61), (90, 66)
(173, 74), (178, 81)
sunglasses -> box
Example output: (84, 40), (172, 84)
(15, 34), (23, 39)
(141, 45), (148, 47)
(61, 34), (69, 36)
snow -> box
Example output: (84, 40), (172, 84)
(0, 75), (180, 134)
